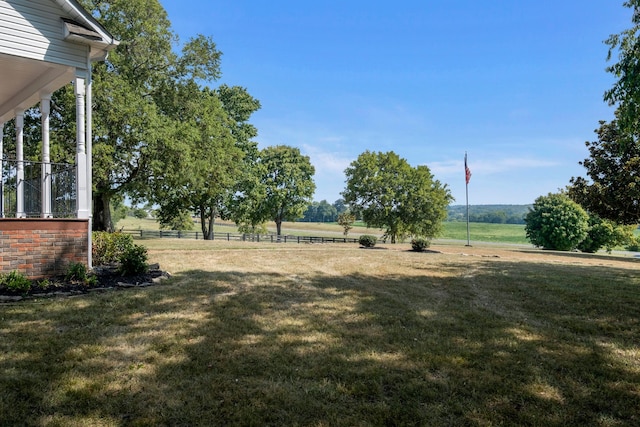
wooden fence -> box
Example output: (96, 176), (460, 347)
(121, 229), (359, 244)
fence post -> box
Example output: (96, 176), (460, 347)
(227, 233), (230, 241)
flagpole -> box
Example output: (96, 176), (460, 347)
(465, 152), (471, 247)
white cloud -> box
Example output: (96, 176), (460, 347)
(429, 156), (560, 179)
(302, 144), (352, 174)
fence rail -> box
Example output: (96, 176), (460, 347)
(121, 229), (359, 244)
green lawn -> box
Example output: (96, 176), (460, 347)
(441, 221), (527, 244)
(1, 241), (639, 426)
(117, 216), (529, 245)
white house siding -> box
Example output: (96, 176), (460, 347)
(0, 0), (89, 70)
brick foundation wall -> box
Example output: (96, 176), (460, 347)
(0, 219), (89, 278)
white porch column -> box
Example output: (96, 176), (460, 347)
(0, 121), (4, 218)
(75, 76), (89, 219)
(15, 110), (24, 218)
(41, 95), (52, 218)
(86, 60), (93, 268)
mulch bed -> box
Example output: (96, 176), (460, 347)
(0, 263), (170, 302)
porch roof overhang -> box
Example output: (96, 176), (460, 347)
(0, 0), (118, 123)
(0, 54), (74, 123)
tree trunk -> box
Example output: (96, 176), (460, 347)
(92, 192), (114, 232)
(207, 215), (214, 240)
(276, 220), (282, 237)
(199, 205), (216, 240)
(199, 210), (209, 239)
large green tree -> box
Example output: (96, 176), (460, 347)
(569, 1), (640, 224)
(603, 0), (640, 130)
(149, 87), (242, 239)
(236, 145), (316, 236)
(569, 116), (640, 224)
(79, 0), (223, 231)
(147, 82), (260, 239)
(342, 151), (452, 243)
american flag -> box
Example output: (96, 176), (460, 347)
(465, 154), (471, 184)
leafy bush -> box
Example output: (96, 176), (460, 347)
(93, 231), (148, 276)
(37, 278), (52, 290)
(578, 216), (635, 253)
(93, 231), (136, 265)
(525, 193), (589, 251)
(358, 235), (377, 248)
(627, 236), (640, 252)
(133, 208), (148, 219)
(118, 245), (149, 276)
(65, 262), (89, 282)
(0, 271), (32, 292)
(159, 209), (194, 231)
(237, 222), (268, 234)
(64, 262), (97, 285)
(411, 237), (430, 252)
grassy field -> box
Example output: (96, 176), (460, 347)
(117, 217), (529, 245)
(1, 240), (639, 426)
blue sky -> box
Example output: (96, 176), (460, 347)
(160, 0), (630, 205)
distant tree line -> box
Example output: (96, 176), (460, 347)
(300, 199), (348, 223)
(447, 205), (530, 224)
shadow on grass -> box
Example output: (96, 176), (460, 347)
(1, 259), (639, 426)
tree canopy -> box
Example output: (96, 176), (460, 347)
(232, 145), (316, 236)
(569, 1), (640, 224)
(76, 0), (233, 231)
(342, 151), (452, 243)
(569, 116), (640, 224)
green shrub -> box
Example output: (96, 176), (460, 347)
(63, 262), (98, 286)
(627, 236), (640, 252)
(411, 237), (430, 252)
(159, 209), (194, 231)
(118, 244), (149, 276)
(358, 235), (377, 248)
(525, 193), (589, 251)
(0, 271), (32, 292)
(65, 262), (89, 282)
(36, 278), (52, 290)
(578, 216), (635, 253)
(133, 208), (148, 219)
(93, 231), (135, 265)
(237, 222), (268, 234)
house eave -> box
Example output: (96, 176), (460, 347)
(53, 0), (120, 61)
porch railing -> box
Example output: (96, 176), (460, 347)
(1, 159), (76, 218)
